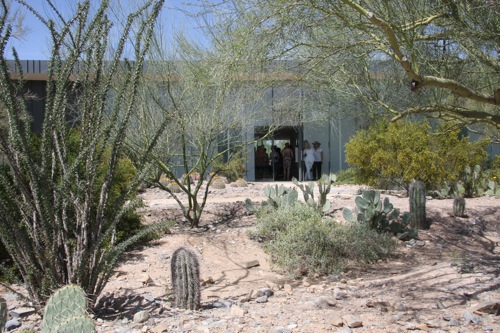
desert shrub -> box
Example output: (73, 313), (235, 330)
(335, 167), (359, 185)
(251, 204), (395, 276)
(214, 154), (246, 183)
(345, 120), (489, 190)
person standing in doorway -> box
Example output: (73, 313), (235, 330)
(282, 142), (294, 181)
(312, 141), (324, 180)
(303, 141), (315, 181)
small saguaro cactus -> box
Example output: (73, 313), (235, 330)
(171, 247), (201, 310)
(453, 197), (466, 217)
(409, 180), (428, 229)
(41, 284), (95, 333)
(0, 297), (6, 333)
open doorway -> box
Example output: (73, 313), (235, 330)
(254, 126), (302, 181)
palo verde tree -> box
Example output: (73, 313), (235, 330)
(222, 0), (499, 132)
(127, 28), (294, 227)
(0, 0), (167, 305)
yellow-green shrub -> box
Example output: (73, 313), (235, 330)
(345, 120), (489, 189)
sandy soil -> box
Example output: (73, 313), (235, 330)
(2, 181), (499, 332)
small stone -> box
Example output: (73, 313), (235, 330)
(308, 296), (337, 309)
(343, 315), (363, 328)
(415, 323), (428, 330)
(395, 302), (407, 312)
(472, 301), (500, 315)
(196, 325), (210, 333)
(151, 323), (170, 333)
(5, 319), (21, 331)
(463, 311), (483, 324)
(266, 281), (279, 290)
(133, 310), (150, 323)
(366, 301), (390, 308)
(271, 326), (292, 333)
(230, 305), (247, 317)
(9, 307), (36, 318)
(436, 300), (445, 309)
(141, 275), (154, 286)
(255, 295), (268, 303)
(284, 284), (293, 294)
(212, 300), (232, 308)
(243, 260), (260, 268)
(201, 276), (215, 286)
(144, 295), (155, 302)
(425, 320), (440, 328)
(330, 316), (344, 327)
(257, 288), (274, 297)
(334, 290), (348, 300)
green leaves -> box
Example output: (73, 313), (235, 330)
(345, 120), (489, 190)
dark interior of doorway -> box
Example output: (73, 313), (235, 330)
(254, 126), (301, 181)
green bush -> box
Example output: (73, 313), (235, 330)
(335, 168), (359, 185)
(214, 153), (246, 183)
(250, 204), (395, 276)
(345, 120), (489, 189)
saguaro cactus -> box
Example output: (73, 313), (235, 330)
(0, 297), (6, 333)
(453, 197), (466, 217)
(409, 180), (428, 229)
(171, 247), (201, 310)
(42, 285), (95, 333)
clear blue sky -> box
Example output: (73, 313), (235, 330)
(5, 0), (208, 60)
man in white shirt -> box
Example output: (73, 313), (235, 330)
(312, 141), (323, 180)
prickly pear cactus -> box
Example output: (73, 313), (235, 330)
(171, 247), (201, 310)
(42, 284), (95, 333)
(453, 197), (466, 217)
(0, 297), (6, 333)
(409, 180), (428, 229)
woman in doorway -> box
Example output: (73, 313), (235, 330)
(312, 141), (324, 180)
(303, 141), (315, 181)
(282, 142), (294, 181)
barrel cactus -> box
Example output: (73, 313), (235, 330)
(409, 180), (428, 229)
(235, 178), (248, 187)
(171, 247), (201, 310)
(168, 181), (182, 193)
(453, 197), (466, 217)
(42, 285), (95, 333)
(211, 177), (226, 189)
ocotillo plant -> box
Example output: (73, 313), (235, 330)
(410, 180), (428, 229)
(171, 247), (201, 310)
(42, 285), (95, 333)
(453, 197), (466, 217)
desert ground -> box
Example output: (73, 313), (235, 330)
(2, 181), (499, 333)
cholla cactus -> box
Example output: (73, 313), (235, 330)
(171, 247), (201, 310)
(42, 285), (95, 333)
